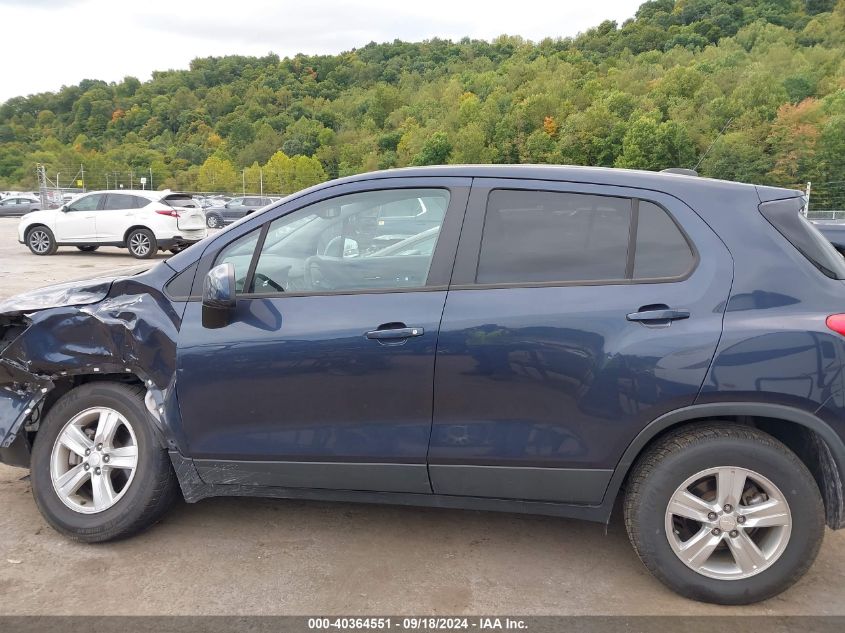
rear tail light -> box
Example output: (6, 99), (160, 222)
(155, 209), (179, 217)
(825, 314), (845, 336)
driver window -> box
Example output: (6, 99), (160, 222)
(67, 194), (102, 212)
(249, 188), (449, 295)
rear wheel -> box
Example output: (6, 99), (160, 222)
(206, 214), (221, 229)
(126, 228), (157, 259)
(76, 245), (99, 252)
(624, 424), (824, 604)
(29, 382), (178, 542)
(26, 226), (58, 255)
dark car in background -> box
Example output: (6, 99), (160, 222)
(1, 165), (844, 606)
(204, 196), (274, 228)
(0, 195), (40, 217)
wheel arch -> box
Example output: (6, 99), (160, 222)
(605, 403), (845, 530)
(30, 373), (174, 456)
(122, 225), (154, 246)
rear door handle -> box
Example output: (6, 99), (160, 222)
(365, 326), (424, 340)
(626, 308), (690, 322)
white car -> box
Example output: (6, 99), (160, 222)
(18, 190), (207, 259)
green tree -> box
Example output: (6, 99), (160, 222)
(197, 155), (238, 192)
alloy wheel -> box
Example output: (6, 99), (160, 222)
(665, 466), (792, 580)
(50, 407), (139, 514)
(129, 232), (151, 257)
(29, 230), (51, 254)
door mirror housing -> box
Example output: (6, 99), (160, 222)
(202, 263), (236, 328)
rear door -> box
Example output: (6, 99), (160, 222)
(429, 179), (733, 504)
(97, 193), (147, 242)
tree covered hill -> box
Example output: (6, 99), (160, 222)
(1, 0), (844, 207)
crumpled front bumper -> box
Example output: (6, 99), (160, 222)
(0, 358), (53, 467)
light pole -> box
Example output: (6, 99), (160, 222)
(242, 169), (246, 196)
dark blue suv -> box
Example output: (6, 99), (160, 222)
(1, 166), (844, 605)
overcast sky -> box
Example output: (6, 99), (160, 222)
(0, 0), (643, 103)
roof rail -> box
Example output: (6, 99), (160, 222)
(661, 168), (699, 177)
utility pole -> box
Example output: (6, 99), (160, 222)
(106, 173), (109, 189)
(149, 167), (153, 191)
(80, 164), (85, 191)
(260, 168), (264, 197)
(130, 170), (134, 189)
(242, 169), (246, 196)
(56, 172), (60, 191)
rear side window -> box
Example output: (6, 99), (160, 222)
(760, 197), (845, 279)
(476, 190), (631, 284)
(634, 201), (695, 279)
(103, 194), (147, 210)
(476, 190), (695, 285)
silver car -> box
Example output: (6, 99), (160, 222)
(0, 195), (40, 217)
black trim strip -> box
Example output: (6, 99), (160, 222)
(625, 198), (639, 279)
(194, 459), (432, 494)
(429, 465), (612, 504)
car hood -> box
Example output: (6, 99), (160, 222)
(0, 265), (152, 316)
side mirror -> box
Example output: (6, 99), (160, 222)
(202, 263), (236, 328)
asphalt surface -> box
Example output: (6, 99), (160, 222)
(0, 217), (843, 615)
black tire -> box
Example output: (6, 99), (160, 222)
(29, 382), (178, 543)
(76, 245), (99, 252)
(206, 214), (221, 229)
(126, 228), (157, 259)
(25, 225), (58, 255)
(624, 423), (824, 605)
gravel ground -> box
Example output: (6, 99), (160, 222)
(0, 217), (843, 615)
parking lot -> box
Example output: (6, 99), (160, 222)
(0, 215), (844, 616)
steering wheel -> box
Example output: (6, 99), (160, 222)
(253, 272), (284, 292)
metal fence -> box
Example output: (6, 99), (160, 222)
(807, 210), (845, 221)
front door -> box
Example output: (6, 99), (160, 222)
(55, 193), (104, 241)
(429, 180), (733, 504)
(176, 179), (470, 493)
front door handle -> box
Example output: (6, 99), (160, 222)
(626, 308), (690, 322)
(365, 325), (424, 340)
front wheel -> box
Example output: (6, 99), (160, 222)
(29, 382), (178, 542)
(26, 226), (58, 255)
(206, 214), (221, 229)
(126, 228), (157, 259)
(624, 424), (824, 604)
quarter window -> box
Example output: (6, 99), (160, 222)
(215, 230), (261, 293)
(477, 190), (632, 284)
(633, 201), (695, 279)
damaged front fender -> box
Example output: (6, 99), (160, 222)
(0, 263), (190, 463)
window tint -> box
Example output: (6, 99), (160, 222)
(214, 230), (261, 293)
(249, 189), (449, 294)
(103, 194), (146, 210)
(633, 201), (694, 279)
(477, 190), (631, 284)
(67, 194), (103, 212)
